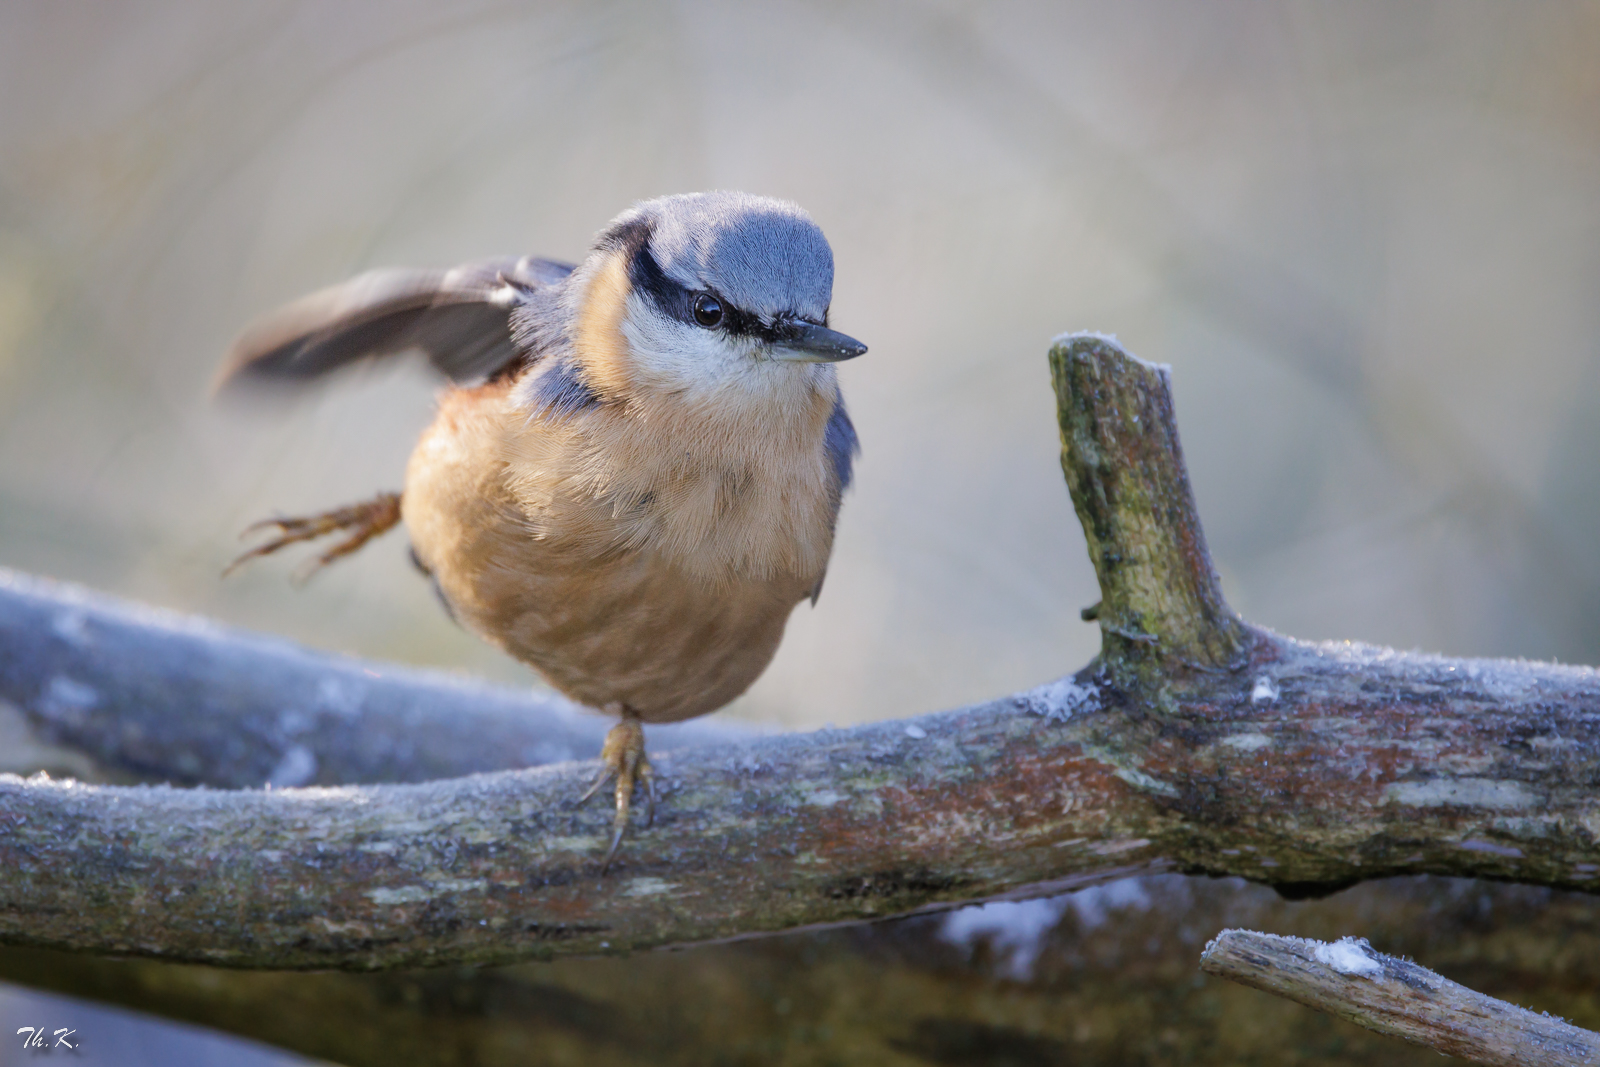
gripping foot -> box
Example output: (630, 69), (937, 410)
(579, 709), (654, 874)
(224, 492), (402, 582)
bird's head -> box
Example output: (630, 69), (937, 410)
(558, 192), (866, 402)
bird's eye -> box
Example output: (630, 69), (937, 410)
(692, 293), (723, 328)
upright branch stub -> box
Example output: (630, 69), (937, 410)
(1050, 333), (1252, 681)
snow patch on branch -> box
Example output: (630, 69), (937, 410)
(1313, 936), (1383, 978)
(1017, 676), (1101, 722)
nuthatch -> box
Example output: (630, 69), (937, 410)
(219, 192), (864, 868)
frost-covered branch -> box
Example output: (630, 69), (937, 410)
(1201, 929), (1600, 1066)
(2, 335), (1600, 969)
(0, 568), (748, 789)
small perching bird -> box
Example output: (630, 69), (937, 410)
(219, 192), (864, 868)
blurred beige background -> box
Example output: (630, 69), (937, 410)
(3, 1), (1599, 732)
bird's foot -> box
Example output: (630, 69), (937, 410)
(224, 492), (402, 582)
(579, 709), (654, 874)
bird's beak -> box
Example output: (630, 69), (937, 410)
(768, 322), (868, 363)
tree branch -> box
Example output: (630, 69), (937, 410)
(2, 333), (1599, 969)
(1201, 929), (1600, 1066)
(1050, 333), (1251, 679)
(0, 568), (751, 789)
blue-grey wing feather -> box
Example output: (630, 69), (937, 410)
(810, 394), (859, 605)
(824, 395), (858, 495)
(521, 356), (601, 420)
(218, 256), (575, 390)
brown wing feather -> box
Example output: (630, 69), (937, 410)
(215, 256), (573, 392)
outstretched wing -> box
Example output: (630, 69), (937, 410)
(216, 256), (574, 391)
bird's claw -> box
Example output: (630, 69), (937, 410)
(578, 766), (611, 806)
(224, 492), (402, 582)
(582, 712), (653, 874)
(602, 824), (627, 872)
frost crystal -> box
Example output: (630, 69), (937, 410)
(1314, 937), (1383, 978)
(1019, 676), (1101, 721)
(1250, 675), (1279, 703)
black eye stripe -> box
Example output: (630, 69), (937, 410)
(624, 236), (697, 325)
(611, 223), (813, 343)
(718, 301), (771, 339)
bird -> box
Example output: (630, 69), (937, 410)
(218, 191), (865, 869)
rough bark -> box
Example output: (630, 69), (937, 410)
(1051, 332), (1251, 682)
(1201, 928), (1600, 1066)
(2, 333), (1599, 970)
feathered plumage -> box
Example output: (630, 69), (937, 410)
(222, 192), (863, 724)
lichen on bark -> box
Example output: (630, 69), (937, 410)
(1049, 332), (1252, 689)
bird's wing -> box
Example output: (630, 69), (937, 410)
(216, 256), (575, 391)
(824, 395), (859, 498)
(810, 395), (860, 605)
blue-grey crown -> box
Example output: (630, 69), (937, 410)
(621, 192), (834, 323)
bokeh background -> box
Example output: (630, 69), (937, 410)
(3, 2), (1600, 1065)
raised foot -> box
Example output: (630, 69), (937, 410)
(224, 492), (402, 582)
(579, 710), (654, 874)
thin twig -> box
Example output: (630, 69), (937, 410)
(1201, 929), (1600, 1066)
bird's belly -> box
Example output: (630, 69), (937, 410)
(471, 552), (808, 722)
(403, 382), (828, 722)
(404, 457), (811, 721)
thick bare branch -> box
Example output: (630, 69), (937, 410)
(2, 334), (1599, 969)
(1201, 929), (1600, 1066)
(0, 568), (750, 789)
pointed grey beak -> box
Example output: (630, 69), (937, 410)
(769, 322), (868, 363)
